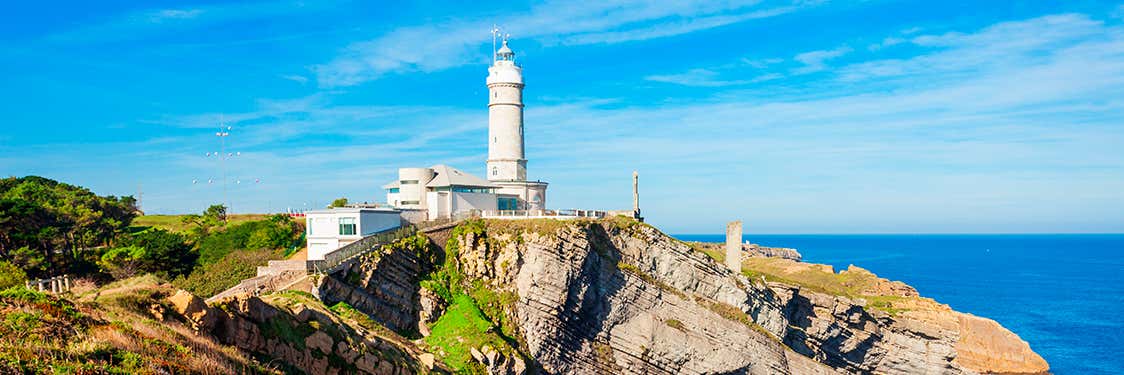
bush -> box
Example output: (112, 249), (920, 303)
(0, 261), (27, 289)
(118, 229), (195, 278)
(172, 248), (281, 298)
(195, 215), (298, 266)
(98, 246), (147, 279)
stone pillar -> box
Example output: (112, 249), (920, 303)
(725, 221), (743, 273)
(632, 171), (642, 221)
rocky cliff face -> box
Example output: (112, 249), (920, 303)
(169, 288), (440, 374)
(431, 218), (1048, 374)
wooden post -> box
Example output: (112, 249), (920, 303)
(37, 280), (44, 292)
(64, 275), (70, 292)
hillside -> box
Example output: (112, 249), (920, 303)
(0, 276), (441, 374)
(132, 214), (281, 234)
(2, 217), (1048, 374)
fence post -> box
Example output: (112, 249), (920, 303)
(64, 275), (70, 292)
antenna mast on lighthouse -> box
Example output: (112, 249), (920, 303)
(491, 24), (501, 63)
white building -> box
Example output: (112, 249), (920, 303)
(305, 207), (401, 260)
(383, 164), (498, 220)
(383, 37), (548, 219)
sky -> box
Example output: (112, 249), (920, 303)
(2, 0), (1123, 234)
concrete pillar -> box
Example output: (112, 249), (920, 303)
(725, 221), (743, 273)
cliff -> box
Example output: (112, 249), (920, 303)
(397, 217), (1048, 374)
(4, 217), (1048, 374)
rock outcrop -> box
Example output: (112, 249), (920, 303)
(169, 288), (440, 374)
(433, 218), (1048, 374)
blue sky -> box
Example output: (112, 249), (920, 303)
(2, 1), (1123, 233)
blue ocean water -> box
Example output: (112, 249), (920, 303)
(672, 234), (1124, 374)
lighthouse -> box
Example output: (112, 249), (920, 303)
(486, 38), (526, 181)
(485, 35), (548, 211)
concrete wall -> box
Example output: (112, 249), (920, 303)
(425, 191), (447, 220)
(358, 210), (401, 235)
(725, 221), (743, 273)
(397, 168), (434, 209)
(452, 191), (498, 214)
(494, 182), (548, 210)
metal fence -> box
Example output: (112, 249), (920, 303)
(480, 209), (609, 219)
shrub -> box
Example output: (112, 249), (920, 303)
(0, 261), (27, 289)
(98, 246), (148, 279)
(172, 248), (281, 298)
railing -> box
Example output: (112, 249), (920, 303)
(26, 275), (71, 294)
(480, 209), (609, 219)
(306, 225), (419, 274)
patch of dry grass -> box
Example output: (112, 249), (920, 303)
(0, 278), (278, 374)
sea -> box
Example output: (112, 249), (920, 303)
(672, 234), (1124, 375)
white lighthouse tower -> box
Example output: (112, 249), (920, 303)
(486, 34), (548, 211)
(487, 37), (526, 181)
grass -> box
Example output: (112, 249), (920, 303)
(0, 282), (279, 374)
(684, 238), (924, 317)
(132, 214), (274, 233)
(617, 262), (687, 299)
(423, 294), (506, 374)
(693, 295), (780, 342)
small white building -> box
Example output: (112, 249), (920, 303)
(305, 207), (401, 260)
(384, 164), (499, 220)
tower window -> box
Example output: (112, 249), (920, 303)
(492, 167), (498, 176)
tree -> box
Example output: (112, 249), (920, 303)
(98, 245), (147, 279)
(204, 204), (227, 224)
(0, 176), (137, 278)
(330, 197), (349, 208)
(119, 229), (196, 278)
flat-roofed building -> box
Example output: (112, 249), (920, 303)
(305, 207), (401, 260)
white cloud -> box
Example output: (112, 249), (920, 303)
(793, 45), (853, 73)
(518, 14), (1124, 232)
(44, 1), (322, 43)
(147, 9), (204, 22)
(280, 74), (309, 84)
(315, 0), (818, 87)
(867, 37), (904, 51)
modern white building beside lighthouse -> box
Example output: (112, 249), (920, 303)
(383, 37), (548, 219)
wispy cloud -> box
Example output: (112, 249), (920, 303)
(315, 0), (818, 87)
(645, 68), (778, 87)
(521, 13), (1124, 231)
(44, 1), (322, 43)
(793, 45), (852, 73)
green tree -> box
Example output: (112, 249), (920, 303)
(98, 245), (147, 279)
(0, 176), (137, 278)
(330, 197), (349, 208)
(204, 204), (227, 224)
(119, 229), (196, 278)
(0, 260), (27, 289)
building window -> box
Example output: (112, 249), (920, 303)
(498, 197), (518, 211)
(452, 186), (493, 194)
(400, 180), (419, 185)
(339, 217), (356, 235)
(401, 200), (420, 205)
(492, 167), (498, 176)
(387, 188), (400, 193)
